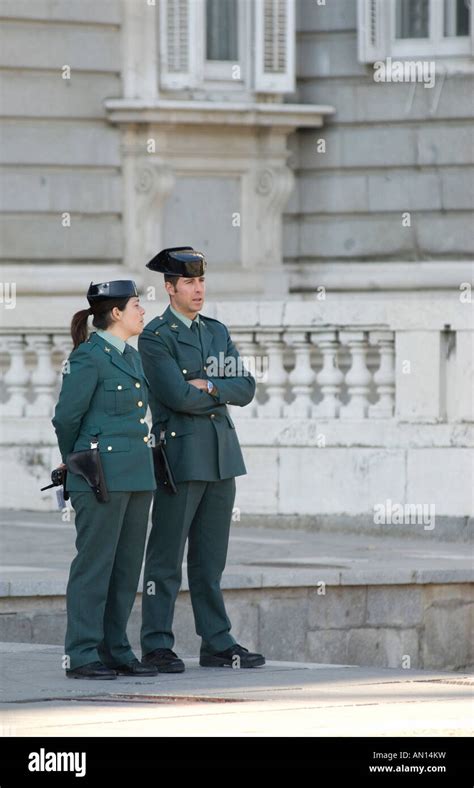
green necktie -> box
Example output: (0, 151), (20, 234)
(122, 344), (136, 371)
(191, 320), (203, 359)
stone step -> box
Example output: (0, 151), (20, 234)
(1, 511), (472, 672)
(240, 514), (474, 543)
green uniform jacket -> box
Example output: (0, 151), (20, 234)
(52, 332), (156, 492)
(138, 305), (255, 482)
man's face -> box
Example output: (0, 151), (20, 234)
(166, 276), (206, 317)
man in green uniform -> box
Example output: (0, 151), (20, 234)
(139, 247), (265, 670)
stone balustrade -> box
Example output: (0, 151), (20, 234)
(1, 300), (472, 424)
(0, 327), (397, 421)
(0, 299), (472, 514)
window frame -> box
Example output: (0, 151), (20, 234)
(358, 0), (474, 63)
(158, 0), (295, 98)
(391, 0), (471, 58)
(202, 0), (250, 88)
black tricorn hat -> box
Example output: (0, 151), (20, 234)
(146, 246), (207, 277)
(87, 280), (138, 305)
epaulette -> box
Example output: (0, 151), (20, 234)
(144, 314), (167, 334)
(198, 313), (222, 326)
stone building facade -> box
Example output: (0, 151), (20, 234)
(0, 0), (472, 521)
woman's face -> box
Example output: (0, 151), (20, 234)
(112, 297), (145, 338)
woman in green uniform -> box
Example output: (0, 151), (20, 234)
(52, 280), (158, 680)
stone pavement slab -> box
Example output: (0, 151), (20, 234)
(1, 643), (472, 737)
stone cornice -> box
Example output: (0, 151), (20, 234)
(104, 99), (335, 129)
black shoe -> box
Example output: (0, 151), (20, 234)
(112, 658), (158, 676)
(142, 648), (185, 673)
(66, 660), (117, 680)
(199, 644), (265, 669)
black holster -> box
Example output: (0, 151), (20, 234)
(66, 440), (110, 503)
(152, 430), (177, 494)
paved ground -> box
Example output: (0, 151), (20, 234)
(0, 643), (473, 737)
(1, 510), (472, 737)
(1, 508), (472, 594)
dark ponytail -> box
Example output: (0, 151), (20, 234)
(70, 298), (131, 350)
(71, 308), (92, 350)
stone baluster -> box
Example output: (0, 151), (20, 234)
(232, 331), (258, 418)
(339, 330), (371, 419)
(311, 330), (343, 419)
(0, 333), (30, 416)
(52, 333), (73, 385)
(284, 331), (315, 418)
(255, 331), (287, 418)
(369, 331), (395, 418)
(26, 334), (57, 417)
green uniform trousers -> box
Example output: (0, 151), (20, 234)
(141, 478), (238, 657)
(65, 490), (153, 670)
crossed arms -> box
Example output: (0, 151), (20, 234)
(138, 328), (256, 416)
